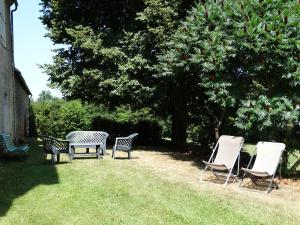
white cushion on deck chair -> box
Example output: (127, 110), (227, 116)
(210, 135), (244, 170)
(246, 141), (285, 177)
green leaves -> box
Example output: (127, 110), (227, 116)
(235, 96), (299, 131)
(157, 0), (300, 141)
(40, 0), (300, 144)
(32, 99), (92, 138)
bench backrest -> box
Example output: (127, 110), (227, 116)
(0, 134), (17, 152)
(66, 131), (109, 146)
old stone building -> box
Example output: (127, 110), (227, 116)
(14, 68), (31, 140)
(0, 0), (31, 142)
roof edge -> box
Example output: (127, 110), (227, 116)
(14, 68), (32, 96)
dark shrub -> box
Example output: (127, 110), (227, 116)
(133, 119), (162, 145)
(91, 116), (162, 146)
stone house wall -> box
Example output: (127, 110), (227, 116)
(0, 0), (15, 138)
(14, 70), (31, 141)
(0, 0), (31, 142)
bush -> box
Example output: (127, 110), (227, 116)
(91, 116), (162, 145)
(32, 100), (92, 138)
(134, 119), (162, 145)
(33, 100), (163, 145)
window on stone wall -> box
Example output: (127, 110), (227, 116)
(0, 0), (7, 48)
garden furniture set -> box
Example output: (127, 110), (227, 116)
(40, 131), (138, 164)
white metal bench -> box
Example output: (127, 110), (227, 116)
(66, 131), (109, 159)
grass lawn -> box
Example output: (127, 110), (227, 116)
(0, 140), (299, 225)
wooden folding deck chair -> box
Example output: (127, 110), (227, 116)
(239, 141), (286, 193)
(201, 135), (244, 186)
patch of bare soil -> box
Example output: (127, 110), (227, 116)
(108, 148), (300, 213)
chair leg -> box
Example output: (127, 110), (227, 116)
(57, 154), (60, 163)
(72, 147), (75, 160)
(224, 170), (233, 186)
(267, 173), (278, 193)
(128, 151), (131, 159)
(51, 154), (55, 165)
(97, 147), (101, 159)
(112, 147), (115, 159)
(267, 179), (274, 193)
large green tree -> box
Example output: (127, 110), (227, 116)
(40, 0), (193, 144)
(40, 0), (146, 105)
(157, 0), (300, 143)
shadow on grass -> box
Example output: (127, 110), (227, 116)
(201, 173), (239, 185)
(136, 142), (251, 171)
(0, 138), (59, 217)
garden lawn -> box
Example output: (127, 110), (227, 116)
(0, 140), (299, 225)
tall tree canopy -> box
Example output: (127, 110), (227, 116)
(157, 0), (300, 142)
(41, 0), (300, 145)
(40, 0), (193, 105)
(40, 0), (194, 144)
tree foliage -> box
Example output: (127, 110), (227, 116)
(37, 90), (59, 102)
(40, 0), (300, 146)
(157, 0), (300, 141)
(40, 0), (192, 108)
(40, 0), (194, 143)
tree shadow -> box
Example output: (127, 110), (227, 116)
(0, 138), (59, 217)
(136, 143), (252, 176)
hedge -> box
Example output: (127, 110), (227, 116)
(91, 116), (162, 145)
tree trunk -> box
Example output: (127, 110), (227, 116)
(214, 127), (220, 142)
(170, 72), (188, 146)
(281, 151), (288, 177)
(171, 108), (188, 146)
(214, 109), (225, 142)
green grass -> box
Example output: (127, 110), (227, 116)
(0, 140), (299, 225)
